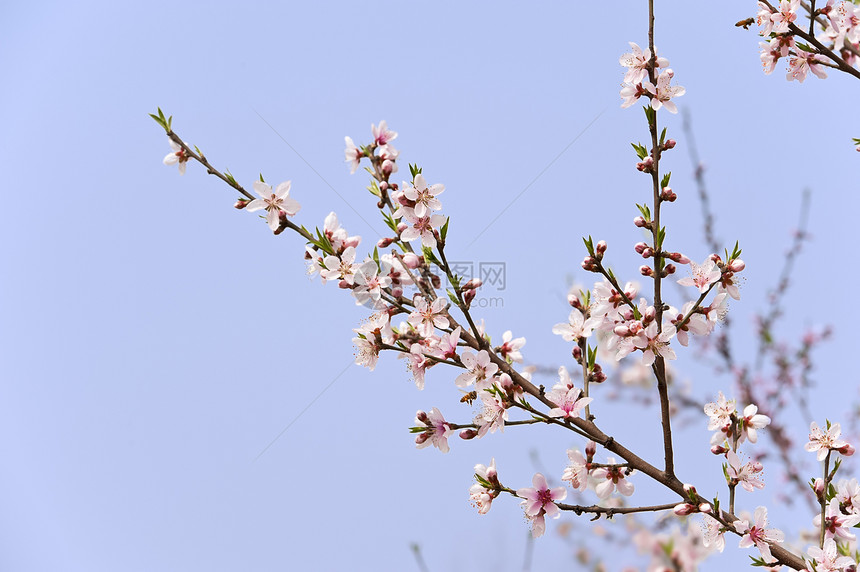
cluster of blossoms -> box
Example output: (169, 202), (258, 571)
(619, 42), (685, 113)
(756, 0), (860, 82)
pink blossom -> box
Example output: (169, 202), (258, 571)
(402, 174), (444, 218)
(805, 421), (849, 461)
(592, 458), (634, 499)
(835, 478), (860, 514)
(552, 308), (600, 342)
(814, 498), (860, 541)
(352, 312), (392, 371)
(413, 407), (453, 453)
(546, 385), (593, 420)
(756, 2), (776, 36)
(726, 450), (765, 492)
(371, 120), (397, 147)
(677, 258), (721, 293)
(469, 459), (499, 514)
(733, 506), (784, 562)
(433, 326), (461, 360)
(643, 69), (686, 114)
(343, 136), (362, 174)
(353, 260), (392, 308)
(163, 139), (189, 174)
(408, 296), (449, 337)
(404, 343), (429, 390)
(516, 473), (567, 538)
(455, 349), (498, 388)
(619, 42), (669, 84)
(620, 82), (648, 109)
(246, 180), (301, 231)
(771, 0), (800, 34)
(498, 330), (526, 363)
(399, 211), (446, 248)
(787, 49), (829, 82)
(641, 322), (677, 366)
(702, 516), (726, 552)
(321, 246), (358, 284)
(562, 449), (590, 492)
(739, 403), (771, 444)
(805, 538), (856, 572)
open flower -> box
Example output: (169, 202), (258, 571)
(806, 421), (849, 461)
(413, 407), (453, 453)
(643, 68), (685, 114)
(734, 506), (784, 562)
(806, 538), (856, 572)
(163, 139), (189, 174)
(677, 258), (721, 293)
(517, 473), (567, 538)
(592, 458), (634, 498)
(246, 180), (301, 231)
(344, 136), (363, 174)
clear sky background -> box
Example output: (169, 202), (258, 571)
(2, 1), (858, 571)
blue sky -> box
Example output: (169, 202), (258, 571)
(2, 1), (858, 570)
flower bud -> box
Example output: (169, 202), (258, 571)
(568, 293), (582, 308)
(728, 259), (746, 272)
(463, 278), (483, 290)
(640, 265), (653, 276)
(581, 256), (598, 272)
(644, 306), (656, 321)
(431, 274), (441, 289)
(381, 159), (395, 176)
(401, 252), (420, 269)
(812, 477), (826, 499)
(379, 181), (389, 192)
(667, 252), (690, 264)
(596, 240), (607, 256)
(673, 503), (696, 516)
(377, 237), (395, 248)
(710, 444), (728, 455)
(391, 286), (404, 298)
(664, 264), (676, 276)
(345, 236), (361, 248)
(660, 187), (677, 202)
(415, 432), (430, 445)
(234, 198), (250, 209)
(586, 440), (597, 459)
(614, 325), (630, 337)
(397, 222), (408, 234)
(464, 289), (476, 306)
(415, 410), (428, 423)
(839, 443), (856, 457)
(459, 429), (478, 440)
(634, 216), (647, 228)
(699, 503), (712, 514)
(662, 139), (676, 150)
(634, 242), (648, 254)
(338, 280), (352, 289)
(636, 156), (654, 173)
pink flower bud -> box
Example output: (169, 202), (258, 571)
(710, 445), (728, 455)
(709, 253), (722, 264)
(572, 346), (582, 360)
(391, 286), (403, 298)
(813, 478), (826, 497)
(415, 432), (430, 445)
(634, 242), (648, 254)
(839, 443), (856, 457)
(636, 156), (654, 173)
(567, 293), (581, 308)
(614, 325), (630, 337)
(379, 181), (389, 192)
(463, 278), (483, 290)
(459, 429), (478, 440)
(338, 280), (351, 289)
(397, 222), (408, 234)
(673, 503), (696, 516)
(634, 216), (647, 228)
(644, 306), (656, 321)
(401, 252), (420, 269)
(699, 503), (712, 513)
(381, 159), (395, 176)
(415, 410), (428, 423)
(377, 237), (394, 248)
(640, 265), (653, 276)
(664, 264), (676, 275)
(660, 187), (676, 202)
(234, 198), (250, 209)
(728, 259), (746, 272)
(663, 139), (676, 150)
(464, 289), (476, 306)
(586, 440), (597, 459)
(592, 371), (607, 383)
(596, 240), (607, 255)
(345, 236), (361, 248)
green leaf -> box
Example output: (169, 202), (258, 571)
(631, 142), (648, 160)
(660, 172), (671, 189)
(447, 290), (460, 307)
(440, 217), (450, 241)
(659, 127), (667, 146)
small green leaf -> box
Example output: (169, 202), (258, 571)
(440, 217), (450, 241)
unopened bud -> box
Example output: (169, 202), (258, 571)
(572, 346), (582, 360)
(379, 181), (389, 192)
(397, 222), (408, 234)
(661, 187), (676, 202)
(644, 306), (656, 321)
(728, 259), (745, 272)
(338, 280), (351, 289)
(596, 240), (607, 255)
(664, 264), (676, 276)
(381, 159), (395, 176)
(634, 242), (648, 254)
(673, 503), (696, 516)
(634, 216), (647, 228)
(839, 443), (856, 457)
(640, 265), (653, 276)
(377, 237), (395, 248)
(462, 278), (483, 290)
(591, 370), (607, 383)
(391, 286), (404, 298)
(699, 503), (712, 514)
(667, 252), (690, 264)
(568, 294), (582, 308)
(415, 432), (430, 445)
(431, 274), (441, 289)
(636, 156), (654, 173)
(813, 477), (826, 498)
(345, 236), (361, 249)
(710, 444), (728, 455)
(586, 440), (597, 459)
(614, 325), (630, 337)
(582, 256), (598, 272)
(459, 429), (478, 440)
(401, 252), (421, 269)
(234, 198), (250, 209)
(709, 253), (723, 264)
(464, 289), (476, 306)
(415, 410), (428, 423)
(663, 139), (676, 150)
